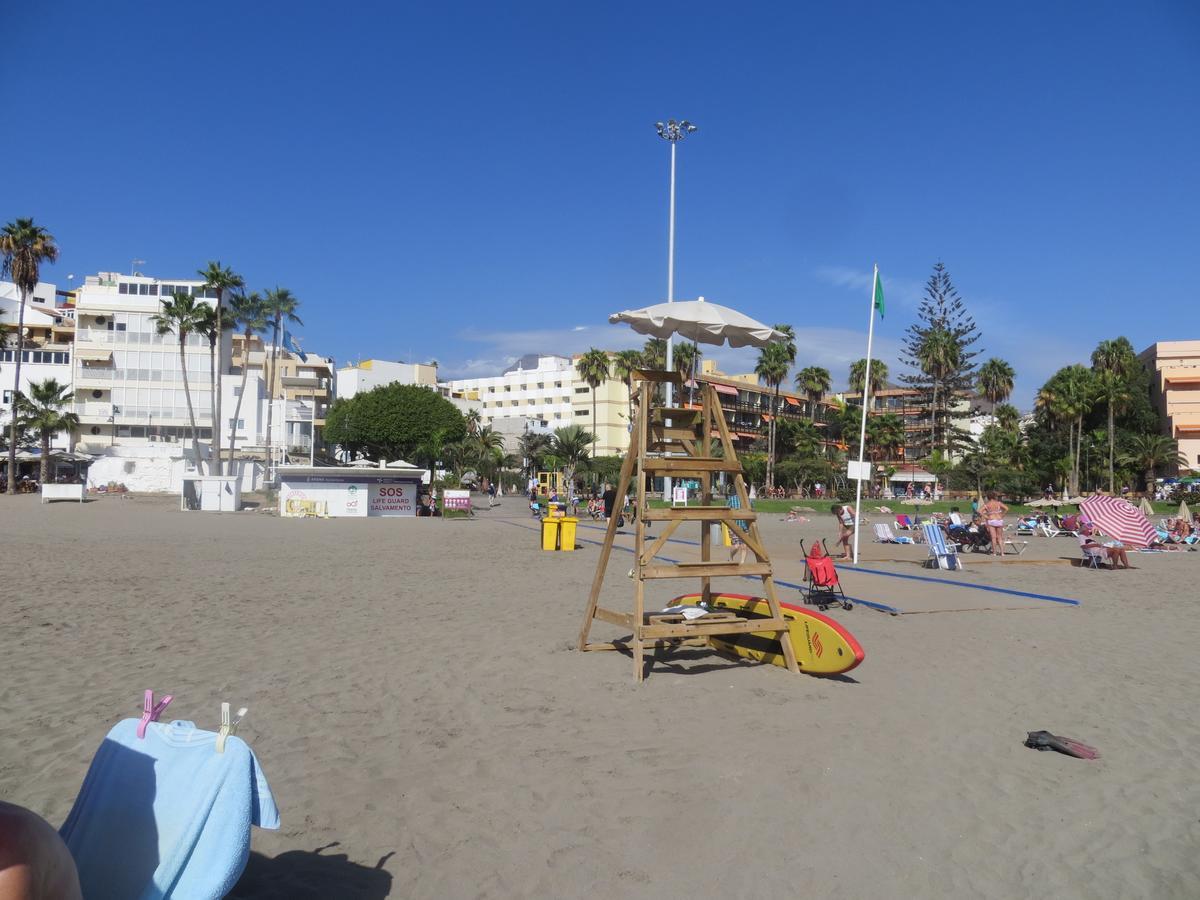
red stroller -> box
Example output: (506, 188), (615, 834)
(799, 539), (853, 612)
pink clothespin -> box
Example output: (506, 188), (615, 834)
(137, 689), (174, 739)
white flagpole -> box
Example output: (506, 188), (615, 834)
(851, 264), (879, 565)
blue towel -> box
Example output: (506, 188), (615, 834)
(60, 718), (279, 900)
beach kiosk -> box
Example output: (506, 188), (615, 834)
(278, 462), (426, 518)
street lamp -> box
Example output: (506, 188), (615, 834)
(655, 117), (697, 500)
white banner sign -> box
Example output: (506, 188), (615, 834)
(846, 460), (872, 481)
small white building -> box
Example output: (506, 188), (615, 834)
(335, 359), (437, 400)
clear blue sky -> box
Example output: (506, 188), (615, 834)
(6, 1), (1198, 407)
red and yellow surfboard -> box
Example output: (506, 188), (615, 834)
(671, 592), (865, 676)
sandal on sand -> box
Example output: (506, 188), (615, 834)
(1024, 730), (1099, 759)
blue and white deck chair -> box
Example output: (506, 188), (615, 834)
(922, 523), (963, 570)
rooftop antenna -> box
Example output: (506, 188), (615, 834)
(130, 259), (146, 276)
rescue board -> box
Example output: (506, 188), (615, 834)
(671, 592), (865, 676)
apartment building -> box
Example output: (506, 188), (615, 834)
(70, 272), (222, 450)
(0, 280), (76, 451)
(231, 332), (334, 461)
(441, 353), (631, 456)
(1140, 340), (1200, 473)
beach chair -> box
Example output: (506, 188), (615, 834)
(1016, 517), (1036, 536)
(895, 514), (915, 530)
(1078, 535), (1111, 569)
(922, 523), (963, 570)
(1001, 531), (1030, 556)
(60, 695), (279, 899)
(798, 539), (852, 611)
(873, 523), (914, 544)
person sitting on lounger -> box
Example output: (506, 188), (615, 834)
(1081, 536), (1131, 568)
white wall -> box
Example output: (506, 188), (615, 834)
(85, 444), (262, 493)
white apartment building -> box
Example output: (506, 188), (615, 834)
(336, 359), (437, 400)
(440, 353), (630, 456)
(0, 280), (76, 452)
(71, 272), (226, 453)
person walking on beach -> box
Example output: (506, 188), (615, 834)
(832, 503), (855, 561)
(980, 492), (1009, 557)
(487, 481), (497, 508)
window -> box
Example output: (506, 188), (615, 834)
(232, 386), (241, 397)
(119, 283), (129, 294)
(574, 386), (589, 394)
(537, 383), (544, 389)
(504, 385), (511, 392)
(555, 381), (562, 388)
(575, 409), (589, 416)
(1, 390), (11, 405)
(228, 419), (245, 430)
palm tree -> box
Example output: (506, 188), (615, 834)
(915, 327), (958, 453)
(260, 287), (302, 475)
(465, 408), (482, 435)
(756, 343), (790, 490)
(197, 262), (244, 474)
(1091, 338), (1137, 493)
(1120, 433), (1186, 492)
(194, 305), (227, 455)
(641, 337), (667, 370)
(575, 349), (610, 457)
(518, 431), (551, 478)
(869, 412), (905, 463)
(226, 292), (267, 468)
(611, 348), (643, 426)
(795, 366), (831, 420)
(994, 403), (1020, 432)
(977, 358), (1016, 422)
(17, 378), (79, 483)
(2, 218), (59, 494)
(848, 358), (888, 395)
(152, 292), (208, 472)
(1053, 365), (1093, 495)
(550, 424), (593, 493)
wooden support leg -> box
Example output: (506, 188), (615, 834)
(577, 427), (639, 650)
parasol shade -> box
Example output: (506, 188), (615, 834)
(1080, 495), (1158, 548)
(1138, 496), (1154, 516)
(609, 298), (789, 349)
(1179, 499), (1192, 522)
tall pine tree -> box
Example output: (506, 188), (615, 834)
(899, 262), (982, 457)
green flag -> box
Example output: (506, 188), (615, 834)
(873, 270), (885, 319)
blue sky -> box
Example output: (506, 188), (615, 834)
(6, 1), (1198, 407)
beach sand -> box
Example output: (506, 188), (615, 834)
(2, 494), (1198, 898)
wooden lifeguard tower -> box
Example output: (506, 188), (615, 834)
(578, 370), (800, 681)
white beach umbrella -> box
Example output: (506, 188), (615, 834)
(1179, 499), (1192, 522)
(609, 297), (789, 349)
(1138, 496), (1154, 516)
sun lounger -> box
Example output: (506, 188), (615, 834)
(922, 523), (962, 570)
(895, 514), (915, 531)
(873, 523), (914, 544)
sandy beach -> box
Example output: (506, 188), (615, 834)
(2, 494), (1198, 898)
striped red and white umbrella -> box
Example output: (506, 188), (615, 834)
(1080, 496), (1157, 547)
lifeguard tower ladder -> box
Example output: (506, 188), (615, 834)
(578, 370), (799, 681)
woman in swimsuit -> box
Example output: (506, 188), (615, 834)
(979, 492), (1009, 557)
(832, 503), (855, 561)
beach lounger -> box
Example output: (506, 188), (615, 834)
(873, 523), (914, 544)
(1002, 527), (1029, 556)
(61, 700), (279, 899)
(922, 523), (963, 570)
(895, 514), (915, 531)
(1016, 518), (1036, 536)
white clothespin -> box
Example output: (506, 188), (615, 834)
(215, 702), (248, 753)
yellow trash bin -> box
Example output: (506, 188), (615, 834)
(559, 517), (578, 551)
(541, 517), (561, 550)
(720, 523), (732, 547)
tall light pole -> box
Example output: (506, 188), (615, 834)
(655, 118), (697, 501)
